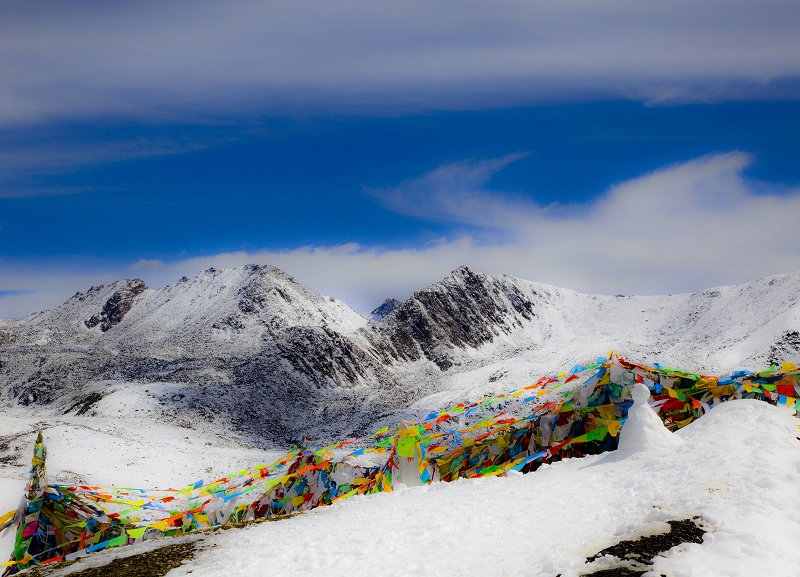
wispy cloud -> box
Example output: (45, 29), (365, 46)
(130, 259), (164, 271)
(369, 152), (532, 228)
(2, 152), (798, 319)
(0, 1), (798, 126)
(0, 128), (226, 197)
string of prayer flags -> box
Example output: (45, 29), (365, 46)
(4, 353), (798, 575)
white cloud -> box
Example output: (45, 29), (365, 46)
(2, 152), (799, 319)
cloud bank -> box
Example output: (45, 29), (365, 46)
(0, 0), (799, 125)
(2, 152), (799, 319)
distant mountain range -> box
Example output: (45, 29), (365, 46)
(1, 265), (798, 446)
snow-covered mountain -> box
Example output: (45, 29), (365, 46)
(1, 265), (799, 446)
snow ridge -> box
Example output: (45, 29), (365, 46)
(1, 265), (799, 445)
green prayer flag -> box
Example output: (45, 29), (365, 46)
(396, 436), (417, 458)
(587, 426), (608, 442)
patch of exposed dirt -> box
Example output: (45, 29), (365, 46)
(580, 518), (707, 576)
(30, 541), (198, 577)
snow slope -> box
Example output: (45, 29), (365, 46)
(28, 399), (800, 577)
(4, 265), (367, 357)
(166, 401), (800, 576)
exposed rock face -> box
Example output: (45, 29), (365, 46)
(370, 299), (402, 322)
(1, 264), (799, 446)
(85, 279), (148, 332)
(769, 330), (800, 366)
(373, 267), (536, 369)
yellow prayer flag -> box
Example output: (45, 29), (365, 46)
(694, 378), (717, 390)
(607, 420), (622, 437)
(0, 510), (14, 526)
(503, 455), (526, 470)
(127, 527), (147, 539)
(596, 404), (616, 422)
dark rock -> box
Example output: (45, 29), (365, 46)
(768, 330), (800, 366)
(372, 266), (536, 370)
(370, 298), (402, 322)
(582, 518), (707, 576)
(84, 279), (147, 332)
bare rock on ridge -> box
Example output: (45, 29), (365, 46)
(85, 279), (148, 332)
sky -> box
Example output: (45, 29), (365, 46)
(1, 0), (799, 318)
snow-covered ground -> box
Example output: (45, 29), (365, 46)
(10, 399), (799, 577)
(0, 390), (283, 564)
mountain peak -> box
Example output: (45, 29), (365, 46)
(370, 298), (402, 322)
(450, 265), (475, 278)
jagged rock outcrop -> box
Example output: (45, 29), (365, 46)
(370, 267), (537, 369)
(85, 279), (148, 331)
(769, 331), (800, 366)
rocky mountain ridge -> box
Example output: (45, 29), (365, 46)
(1, 265), (799, 446)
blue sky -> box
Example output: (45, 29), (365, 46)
(1, 0), (799, 317)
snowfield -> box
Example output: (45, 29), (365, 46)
(14, 399), (800, 577)
(162, 400), (800, 577)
